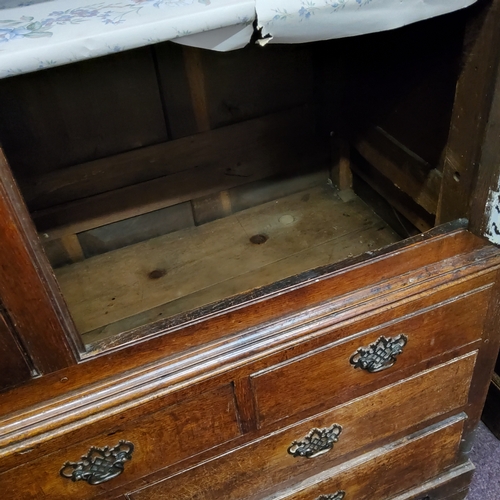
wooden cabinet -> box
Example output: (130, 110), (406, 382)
(0, 1), (500, 499)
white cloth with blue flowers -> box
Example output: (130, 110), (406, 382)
(0, 0), (254, 78)
(256, 0), (477, 43)
(0, 0), (477, 79)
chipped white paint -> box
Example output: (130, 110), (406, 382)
(485, 177), (500, 244)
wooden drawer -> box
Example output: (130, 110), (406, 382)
(252, 286), (489, 426)
(267, 414), (465, 500)
(389, 461), (474, 500)
(0, 384), (240, 500)
(128, 353), (476, 500)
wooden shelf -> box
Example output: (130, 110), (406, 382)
(53, 183), (400, 345)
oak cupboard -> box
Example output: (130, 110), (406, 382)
(1, 1), (500, 498)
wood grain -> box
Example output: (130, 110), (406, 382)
(272, 416), (464, 500)
(55, 184), (398, 337)
(183, 47), (211, 132)
(127, 354), (475, 500)
(251, 287), (490, 427)
(353, 126), (442, 214)
(468, 46), (500, 238)
(437, 0), (500, 223)
(0, 148), (83, 373)
(0, 47), (167, 178)
(0, 309), (32, 390)
(0, 385), (240, 500)
(389, 461), (474, 500)
(0, 226), (494, 475)
(31, 107), (327, 239)
(350, 154), (435, 232)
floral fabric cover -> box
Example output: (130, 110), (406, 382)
(0, 0), (477, 79)
(256, 0), (478, 43)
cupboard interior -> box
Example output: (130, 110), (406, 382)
(0, 10), (466, 350)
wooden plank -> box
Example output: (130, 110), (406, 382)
(381, 462), (474, 500)
(350, 155), (434, 233)
(183, 47), (211, 132)
(353, 126), (441, 214)
(52, 183), (399, 338)
(60, 235), (85, 263)
(437, 0), (500, 223)
(0, 47), (168, 178)
(468, 51), (500, 241)
(331, 12), (464, 166)
(32, 107), (327, 240)
(191, 169), (329, 227)
(154, 42), (202, 139)
(0, 148), (83, 373)
(331, 136), (353, 190)
(78, 202), (195, 258)
(202, 44), (315, 129)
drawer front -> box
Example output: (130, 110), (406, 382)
(252, 287), (489, 426)
(388, 461), (474, 500)
(0, 384), (240, 500)
(273, 415), (465, 500)
(129, 353), (475, 500)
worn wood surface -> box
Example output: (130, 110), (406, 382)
(0, 309), (32, 391)
(55, 184), (399, 338)
(389, 461), (474, 500)
(31, 107), (327, 239)
(353, 126), (442, 214)
(251, 287), (490, 427)
(78, 202), (195, 260)
(23, 106), (319, 212)
(0, 48), (167, 178)
(464, 268), (500, 435)
(258, 416), (465, 500)
(437, 0), (500, 223)
(350, 154), (435, 232)
(0, 148), (83, 373)
(126, 355), (475, 500)
(468, 45), (500, 240)
(0, 227), (495, 477)
(182, 47), (211, 133)
(201, 44), (314, 130)
(0, 385), (240, 500)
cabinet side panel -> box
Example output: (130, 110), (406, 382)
(0, 148), (83, 373)
(0, 308), (32, 390)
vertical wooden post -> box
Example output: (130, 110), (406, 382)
(331, 136), (353, 190)
(183, 47), (211, 133)
(468, 58), (500, 242)
(437, 0), (500, 224)
(0, 148), (84, 374)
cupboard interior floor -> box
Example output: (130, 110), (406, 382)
(54, 181), (401, 346)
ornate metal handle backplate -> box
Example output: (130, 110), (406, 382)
(60, 440), (134, 485)
(316, 492), (346, 500)
(288, 424), (342, 458)
(349, 334), (408, 373)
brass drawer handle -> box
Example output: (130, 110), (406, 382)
(288, 424), (342, 458)
(316, 493), (346, 500)
(350, 334), (408, 373)
(60, 440), (134, 485)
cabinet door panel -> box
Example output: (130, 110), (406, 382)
(0, 310), (32, 390)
